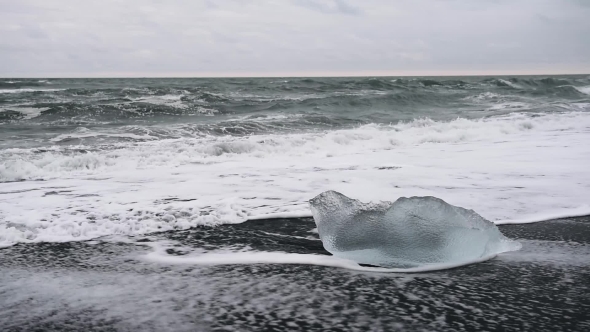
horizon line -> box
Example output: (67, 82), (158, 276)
(2, 69), (590, 79)
(3, 72), (590, 79)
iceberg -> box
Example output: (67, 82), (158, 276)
(309, 191), (521, 268)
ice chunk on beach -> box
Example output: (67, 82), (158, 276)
(309, 191), (521, 268)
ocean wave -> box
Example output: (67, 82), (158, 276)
(2, 111), (588, 180)
(49, 126), (159, 143)
(527, 85), (590, 98)
(5, 101), (221, 123)
(1, 111), (589, 246)
(129, 93), (189, 109)
(574, 86), (590, 95)
(0, 107), (50, 120)
(534, 77), (572, 86)
(484, 78), (522, 89)
(0, 88), (65, 94)
(3, 77), (588, 127)
(464, 92), (503, 101)
(485, 102), (531, 111)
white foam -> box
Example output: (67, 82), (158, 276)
(227, 92), (319, 102)
(465, 92), (502, 101)
(1, 111), (590, 246)
(194, 106), (218, 116)
(0, 88), (64, 94)
(130, 94), (188, 109)
(49, 126), (158, 142)
(497, 79), (521, 89)
(246, 210), (313, 220)
(143, 248), (499, 273)
(240, 113), (305, 122)
(574, 86), (590, 95)
(0, 107), (50, 120)
(128, 93), (219, 114)
(495, 205), (590, 225)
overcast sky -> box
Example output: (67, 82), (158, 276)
(1, 0), (589, 77)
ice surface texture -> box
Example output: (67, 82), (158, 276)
(310, 191), (522, 268)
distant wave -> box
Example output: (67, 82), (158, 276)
(0, 107), (50, 120)
(0, 88), (65, 94)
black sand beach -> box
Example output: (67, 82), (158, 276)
(1, 216), (589, 332)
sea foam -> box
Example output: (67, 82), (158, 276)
(1, 111), (590, 246)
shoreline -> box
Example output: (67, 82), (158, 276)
(1, 215), (589, 331)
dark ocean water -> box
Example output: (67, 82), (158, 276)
(1, 76), (590, 331)
(1, 75), (589, 148)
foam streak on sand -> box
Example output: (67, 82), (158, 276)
(1, 111), (590, 246)
(143, 245), (500, 273)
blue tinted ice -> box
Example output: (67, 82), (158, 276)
(310, 191), (521, 268)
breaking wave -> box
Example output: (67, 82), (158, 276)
(2, 111), (586, 183)
(1, 111), (590, 246)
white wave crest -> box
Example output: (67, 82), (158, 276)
(0, 107), (50, 120)
(49, 126), (158, 143)
(497, 79), (521, 89)
(130, 94), (188, 109)
(465, 92), (502, 101)
(0, 88), (64, 94)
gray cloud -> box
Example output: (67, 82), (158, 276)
(0, 0), (588, 77)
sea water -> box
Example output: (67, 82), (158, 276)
(1, 76), (589, 248)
